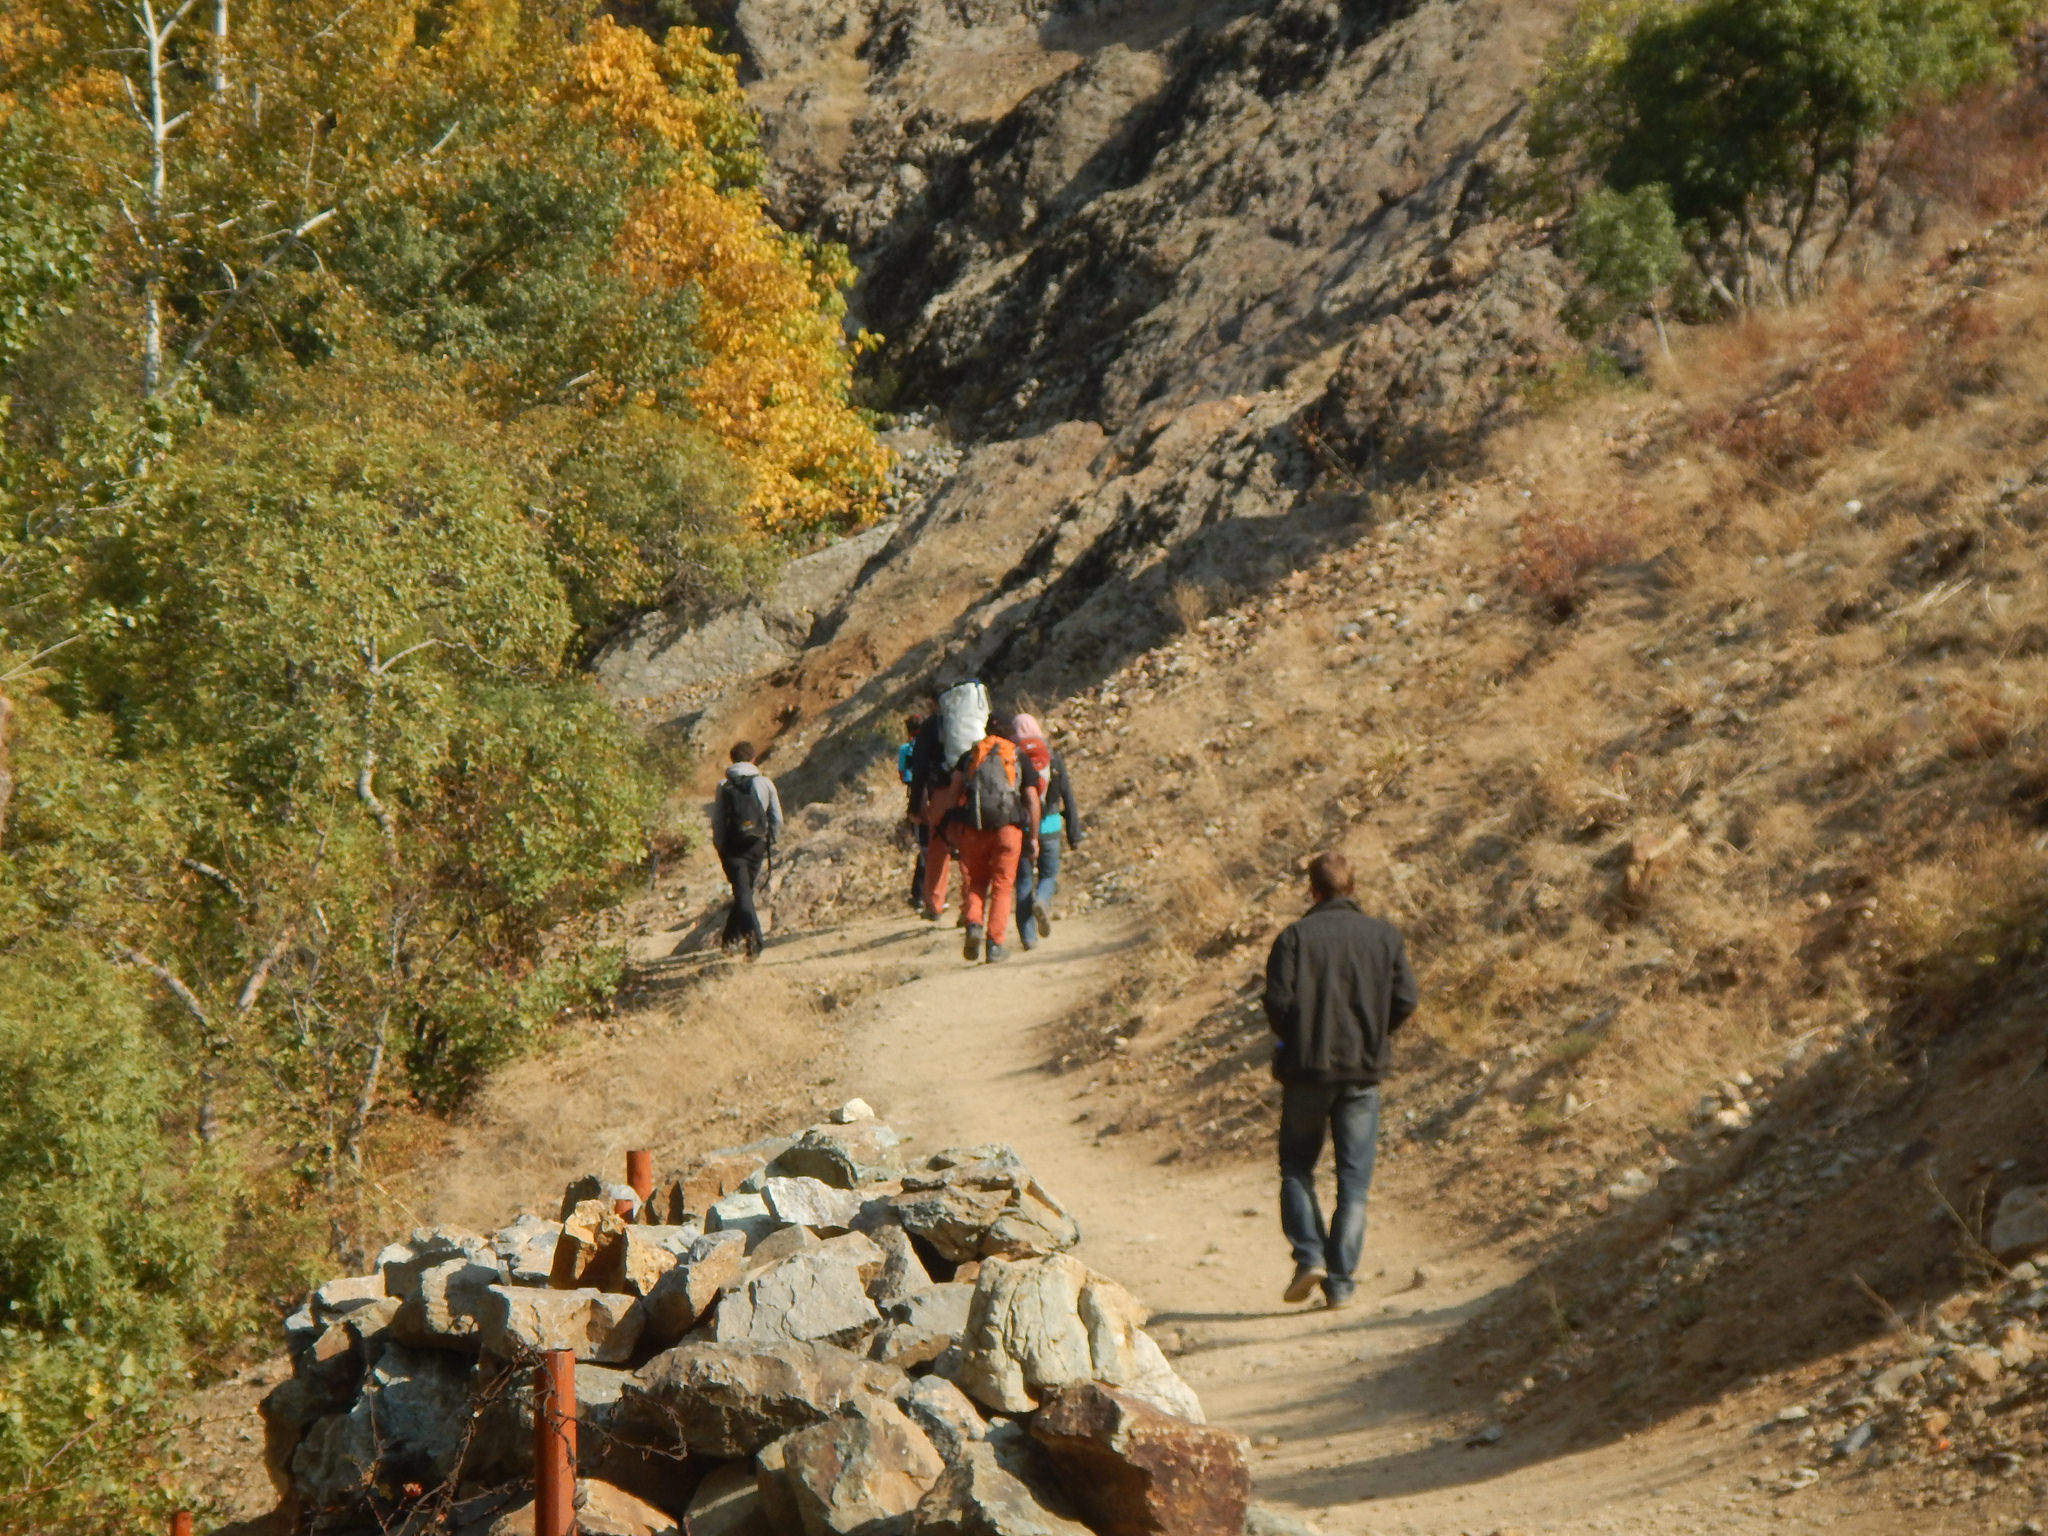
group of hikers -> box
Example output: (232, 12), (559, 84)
(896, 678), (1084, 963)
(709, 686), (1417, 1315)
(708, 677), (1083, 966)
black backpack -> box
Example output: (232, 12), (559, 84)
(962, 738), (1026, 830)
(717, 776), (771, 848)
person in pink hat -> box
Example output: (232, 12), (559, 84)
(1008, 713), (1083, 949)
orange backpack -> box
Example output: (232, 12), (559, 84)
(961, 737), (1026, 830)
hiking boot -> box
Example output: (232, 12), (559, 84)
(744, 935), (763, 963)
(920, 903), (944, 922)
(1033, 897), (1052, 937)
(1019, 931), (1039, 951)
(962, 924), (985, 963)
(1283, 1264), (1327, 1305)
(1322, 1281), (1356, 1311)
(986, 941), (1010, 963)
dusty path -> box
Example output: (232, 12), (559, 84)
(745, 909), (1933, 1536)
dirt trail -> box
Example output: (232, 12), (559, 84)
(740, 909), (1923, 1536)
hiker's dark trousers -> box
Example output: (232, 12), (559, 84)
(720, 842), (767, 952)
(1278, 1082), (1380, 1300)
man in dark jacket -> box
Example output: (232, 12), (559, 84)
(713, 741), (785, 959)
(1263, 850), (1417, 1309)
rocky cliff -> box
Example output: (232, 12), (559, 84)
(605, 0), (1577, 765)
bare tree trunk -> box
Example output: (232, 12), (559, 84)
(136, 0), (198, 395)
(211, 0), (228, 99)
(0, 690), (13, 851)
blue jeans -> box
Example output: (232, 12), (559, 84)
(1015, 838), (1061, 945)
(1278, 1082), (1380, 1299)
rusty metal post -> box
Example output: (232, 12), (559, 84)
(625, 1149), (653, 1215)
(170, 1514), (193, 1536)
(533, 1347), (577, 1536)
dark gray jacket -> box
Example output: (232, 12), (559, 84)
(1263, 899), (1417, 1085)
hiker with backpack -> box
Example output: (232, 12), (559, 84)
(941, 713), (1040, 963)
(1009, 713), (1083, 950)
(898, 713), (929, 911)
(712, 741), (784, 959)
(910, 678), (990, 921)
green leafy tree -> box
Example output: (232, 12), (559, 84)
(1569, 183), (1687, 353)
(1530, 0), (2029, 303)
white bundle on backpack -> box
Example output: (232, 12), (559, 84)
(936, 681), (990, 768)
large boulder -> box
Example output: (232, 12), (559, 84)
(477, 1285), (643, 1364)
(756, 1395), (946, 1536)
(901, 1376), (986, 1465)
(476, 1476), (680, 1536)
(869, 1226), (933, 1308)
(285, 1345), (475, 1512)
(714, 1252), (881, 1350)
(954, 1257), (1199, 1420)
(377, 1228), (493, 1299)
(641, 1230), (748, 1349)
(1029, 1385), (1249, 1536)
(313, 1273), (387, 1315)
(1991, 1184), (2048, 1259)
(493, 1215), (563, 1286)
(392, 1256), (506, 1351)
(890, 1151), (1078, 1263)
(664, 1140), (792, 1224)
(623, 1342), (909, 1458)
(912, 1442), (1094, 1536)
(769, 1121), (906, 1189)
(707, 1192), (781, 1249)
(686, 1461), (769, 1536)
(766, 1176), (864, 1233)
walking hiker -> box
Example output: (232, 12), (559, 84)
(713, 741), (784, 959)
(1010, 713), (1083, 950)
(899, 713), (929, 911)
(942, 715), (1040, 964)
(911, 679), (989, 920)
(1263, 851), (1417, 1310)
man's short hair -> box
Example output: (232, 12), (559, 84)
(729, 740), (756, 764)
(1308, 851), (1354, 901)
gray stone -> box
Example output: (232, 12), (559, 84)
(769, 1121), (906, 1189)
(687, 1460), (769, 1536)
(767, 1176), (865, 1233)
(376, 1227), (491, 1299)
(707, 1191), (780, 1249)
(1991, 1185), (2048, 1259)
(911, 1442), (1093, 1536)
(756, 1393), (946, 1536)
(889, 1284), (975, 1338)
(392, 1256), (506, 1351)
(559, 1172), (608, 1220)
(714, 1252), (881, 1349)
(286, 1345), (474, 1512)
(641, 1230), (749, 1349)
(313, 1273), (387, 1314)
(477, 1285), (643, 1364)
(903, 1375), (986, 1464)
(493, 1214), (563, 1286)
(870, 1323), (956, 1371)
(868, 1225), (933, 1307)
(747, 1223), (823, 1272)
(891, 1156), (1078, 1264)
(552, 1199), (631, 1291)
(623, 1342), (910, 1458)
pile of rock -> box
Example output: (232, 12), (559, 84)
(262, 1105), (1251, 1536)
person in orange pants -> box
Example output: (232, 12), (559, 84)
(955, 822), (1025, 956)
(946, 720), (1042, 963)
